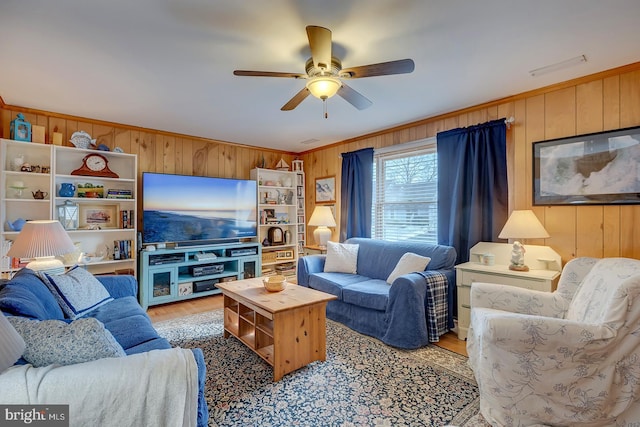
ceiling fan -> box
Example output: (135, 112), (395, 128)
(233, 25), (415, 116)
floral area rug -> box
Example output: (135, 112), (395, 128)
(154, 310), (489, 427)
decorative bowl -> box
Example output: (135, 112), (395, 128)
(263, 275), (286, 292)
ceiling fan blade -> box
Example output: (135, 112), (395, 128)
(306, 26), (332, 71)
(337, 83), (372, 110)
(281, 87), (311, 111)
(234, 70), (305, 78)
(341, 58), (415, 78)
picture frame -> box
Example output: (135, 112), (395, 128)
(275, 250), (294, 260)
(79, 204), (119, 229)
(315, 176), (336, 203)
(533, 126), (640, 205)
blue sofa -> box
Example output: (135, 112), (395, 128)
(297, 238), (457, 349)
(0, 268), (208, 426)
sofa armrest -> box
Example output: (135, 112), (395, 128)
(190, 348), (209, 427)
(96, 275), (138, 299)
(297, 255), (326, 287)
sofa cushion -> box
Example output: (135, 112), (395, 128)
(8, 316), (126, 367)
(88, 296), (150, 323)
(386, 253), (431, 284)
(308, 273), (369, 299)
(100, 314), (163, 351)
(342, 279), (390, 311)
(0, 269), (65, 320)
(345, 238), (456, 280)
(324, 241), (359, 274)
(40, 267), (114, 319)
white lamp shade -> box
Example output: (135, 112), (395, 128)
(308, 206), (337, 227)
(308, 206), (336, 247)
(7, 220), (76, 259)
(498, 210), (550, 240)
(7, 220), (76, 274)
(0, 314), (25, 372)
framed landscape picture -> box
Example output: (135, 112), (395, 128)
(315, 176), (336, 203)
(533, 126), (640, 205)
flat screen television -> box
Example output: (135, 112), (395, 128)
(142, 172), (257, 246)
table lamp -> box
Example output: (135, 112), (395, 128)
(7, 220), (77, 275)
(498, 210), (550, 271)
(308, 206), (336, 248)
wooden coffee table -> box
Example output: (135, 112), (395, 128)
(216, 277), (337, 381)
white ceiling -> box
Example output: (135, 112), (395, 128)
(1, 0), (639, 153)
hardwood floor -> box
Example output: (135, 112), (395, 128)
(147, 294), (468, 357)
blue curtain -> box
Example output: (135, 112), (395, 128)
(340, 148), (374, 241)
(437, 119), (508, 264)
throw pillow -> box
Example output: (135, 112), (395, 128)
(38, 266), (113, 319)
(7, 317), (126, 367)
(324, 241), (359, 274)
(386, 252), (431, 284)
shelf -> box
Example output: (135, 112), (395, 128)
(138, 242), (261, 308)
(1, 139), (138, 276)
(239, 331), (256, 348)
(56, 174), (135, 183)
(177, 271), (239, 282)
(256, 315), (274, 336)
(66, 228), (135, 233)
(2, 198), (50, 203)
(256, 344), (274, 363)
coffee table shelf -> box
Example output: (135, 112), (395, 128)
(217, 277), (336, 381)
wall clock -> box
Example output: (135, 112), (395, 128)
(71, 153), (119, 178)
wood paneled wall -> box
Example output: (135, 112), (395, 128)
(0, 107), (296, 232)
(2, 61), (639, 264)
(301, 62), (640, 263)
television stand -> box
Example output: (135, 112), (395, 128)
(138, 241), (261, 309)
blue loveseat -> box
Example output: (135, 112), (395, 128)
(297, 238), (457, 349)
(0, 268), (208, 427)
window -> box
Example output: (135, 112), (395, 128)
(372, 138), (437, 244)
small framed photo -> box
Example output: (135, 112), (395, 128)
(275, 250), (294, 260)
(315, 176), (336, 203)
(79, 204), (119, 229)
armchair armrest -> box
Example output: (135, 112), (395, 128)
(471, 308), (616, 352)
(0, 348), (200, 427)
(296, 255), (326, 287)
(470, 281), (569, 318)
(96, 275), (138, 299)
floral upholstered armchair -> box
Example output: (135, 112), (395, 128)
(467, 257), (640, 426)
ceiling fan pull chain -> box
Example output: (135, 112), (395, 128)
(323, 99), (328, 119)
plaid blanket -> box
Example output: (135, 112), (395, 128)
(417, 271), (449, 342)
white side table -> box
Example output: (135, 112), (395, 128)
(456, 261), (560, 340)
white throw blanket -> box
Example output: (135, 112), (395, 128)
(0, 348), (198, 427)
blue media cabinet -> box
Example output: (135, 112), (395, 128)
(138, 242), (261, 308)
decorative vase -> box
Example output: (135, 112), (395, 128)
(59, 183), (76, 197)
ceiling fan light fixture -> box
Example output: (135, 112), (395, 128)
(306, 76), (341, 100)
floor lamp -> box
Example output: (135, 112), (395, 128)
(7, 220), (77, 275)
